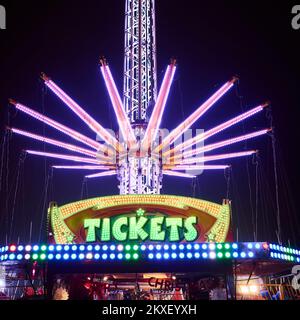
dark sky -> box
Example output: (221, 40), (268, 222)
(0, 0), (299, 246)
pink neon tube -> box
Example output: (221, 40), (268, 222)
(52, 165), (114, 170)
(155, 77), (238, 153)
(142, 62), (176, 150)
(85, 170), (117, 179)
(165, 165), (230, 170)
(10, 101), (103, 151)
(172, 128), (270, 160)
(174, 150), (257, 165)
(42, 75), (121, 151)
(100, 63), (136, 148)
(162, 170), (196, 178)
(164, 103), (267, 157)
(26, 150), (110, 165)
(11, 127), (102, 159)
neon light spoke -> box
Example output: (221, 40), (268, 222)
(162, 170), (196, 178)
(172, 129), (270, 160)
(9, 100), (106, 152)
(85, 170), (117, 179)
(164, 165), (230, 170)
(26, 150), (111, 165)
(168, 150), (257, 165)
(52, 165), (115, 170)
(41, 73), (122, 152)
(142, 61), (176, 150)
(10, 127), (110, 160)
(100, 59), (136, 148)
(155, 77), (238, 153)
(164, 103), (268, 157)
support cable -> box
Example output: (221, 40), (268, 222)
(9, 152), (26, 242)
(235, 80), (255, 239)
(252, 152), (259, 241)
(266, 107), (281, 244)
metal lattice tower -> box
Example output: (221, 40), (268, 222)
(119, 0), (162, 195)
(123, 0), (157, 123)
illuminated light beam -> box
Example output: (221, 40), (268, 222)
(85, 170), (117, 179)
(40, 73), (122, 152)
(26, 150), (111, 165)
(52, 165), (115, 170)
(162, 170), (196, 179)
(10, 127), (113, 161)
(141, 61), (177, 151)
(100, 59), (137, 148)
(167, 150), (257, 166)
(164, 165), (230, 171)
(171, 129), (271, 161)
(155, 77), (238, 153)
(163, 103), (268, 157)
(9, 100), (113, 155)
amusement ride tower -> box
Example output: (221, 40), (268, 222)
(118, 0), (161, 194)
(8, 0), (269, 197)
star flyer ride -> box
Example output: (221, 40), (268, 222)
(1, 0), (299, 300)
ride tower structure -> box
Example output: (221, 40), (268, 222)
(8, 0), (269, 199)
(119, 0), (161, 195)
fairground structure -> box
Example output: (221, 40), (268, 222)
(0, 0), (299, 300)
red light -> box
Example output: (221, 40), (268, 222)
(9, 245), (17, 252)
(262, 243), (269, 250)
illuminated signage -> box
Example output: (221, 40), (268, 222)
(49, 194), (231, 244)
(84, 212), (198, 242)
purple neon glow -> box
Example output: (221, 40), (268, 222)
(26, 150), (110, 165)
(11, 102), (103, 151)
(173, 128), (270, 160)
(100, 63), (136, 148)
(173, 150), (257, 165)
(142, 63), (176, 150)
(164, 103), (267, 157)
(85, 170), (117, 179)
(162, 170), (196, 178)
(11, 127), (103, 159)
(155, 77), (238, 153)
(165, 165), (230, 171)
(52, 165), (114, 170)
(42, 76), (121, 151)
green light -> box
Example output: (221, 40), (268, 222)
(217, 244), (223, 250)
(32, 254), (38, 260)
(101, 218), (110, 241)
(40, 254), (46, 260)
(41, 245), (47, 251)
(150, 217), (165, 241)
(84, 219), (100, 242)
(217, 252), (223, 258)
(184, 216), (198, 241)
(165, 218), (182, 241)
(112, 217), (128, 241)
(125, 253), (131, 260)
(225, 252), (231, 258)
(225, 243), (230, 249)
(129, 216), (148, 240)
(133, 245), (138, 251)
(133, 253), (138, 260)
(125, 245), (131, 251)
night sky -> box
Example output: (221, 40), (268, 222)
(0, 0), (299, 246)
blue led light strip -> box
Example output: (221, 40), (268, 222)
(0, 242), (299, 263)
